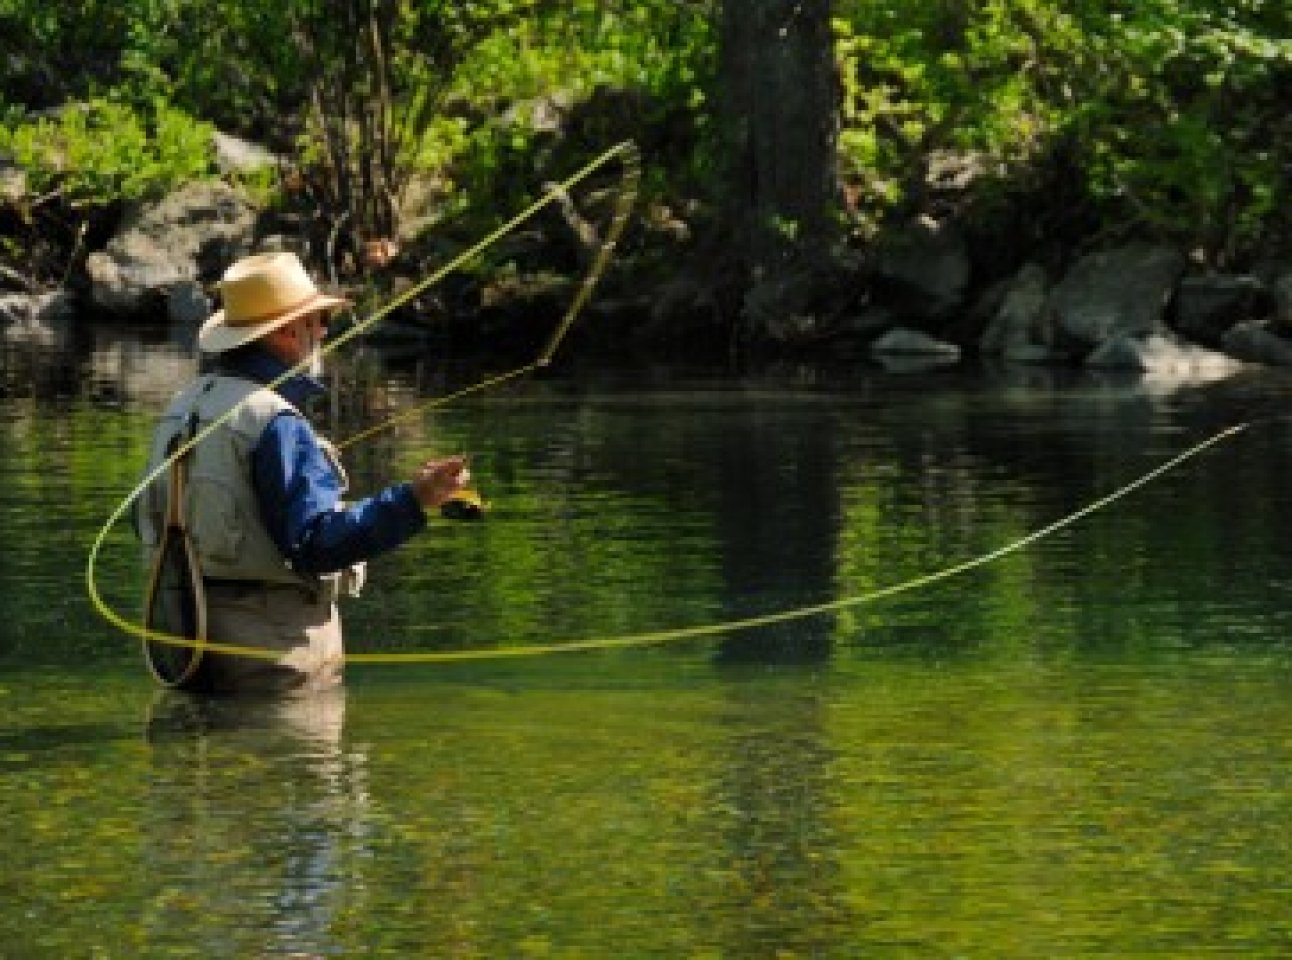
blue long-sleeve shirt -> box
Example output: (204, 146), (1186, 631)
(218, 347), (427, 575)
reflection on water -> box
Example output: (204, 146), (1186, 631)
(142, 689), (364, 959)
(4, 320), (1292, 955)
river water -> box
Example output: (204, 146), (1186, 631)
(4, 321), (1292, 957)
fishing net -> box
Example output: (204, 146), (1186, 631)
(143, 531), (205, 686)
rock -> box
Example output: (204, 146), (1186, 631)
(870, 326), (962, 372)
(979, 262), (1065, 362)
(86, 181), (256, 316)
(873, 216), (970, 321)
(166, 280), (211, 331)
(1002, 343), (1064, 364)
(1171, 275), (1272, 347)
(0, 290), (76, 346)
(874, 352), (961, 374)
(839, 304), (895, 337)
(870, 327), (961, 358)
(1049, 243), (1186, 347)
(1085, 333), (1242, 381)
(256, 234), (308, 257)
(1221, 322), (1292, 366)
(1271, 272), (1292, 330)
(212, 131), (280, 176)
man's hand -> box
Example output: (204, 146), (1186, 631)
(411, 456), (471, 509)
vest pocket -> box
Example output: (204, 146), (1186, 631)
(183, 476), (244, 564)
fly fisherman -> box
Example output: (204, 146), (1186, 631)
(137, 251), (469, 694)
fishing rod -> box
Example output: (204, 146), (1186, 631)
(86, 140), (641, 662)
(88, 135), (1262, 668)
(336, 144), (641, 451)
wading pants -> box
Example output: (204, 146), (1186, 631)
(197, 580), (344, 695)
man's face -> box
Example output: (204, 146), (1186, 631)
(265, 311), (329, 373)
(298, 311), (329, 376)
(264, 311), (331, 374)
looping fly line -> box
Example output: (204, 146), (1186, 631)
(87, 141), (641, 659)
(87, 138), (1254, 668)
(179, 421), (1259, 664)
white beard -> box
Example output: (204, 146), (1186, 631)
(306, 344), (325, 378)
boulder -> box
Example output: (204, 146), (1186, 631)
(870, 327), (961, 358)
(870, 327), (961, 372)
(1271, 271), (1292, 330)
(978, 262), (1067, 363)
(872, 216), (970, 321)
(86, 181), (256, 316)
(1049, 243), (1186, 347)
(1171, 275), (1272, 347)
(1085, 332), (1242, 380)
(0, 290), (76, 346)
(1221, 322), (1292, 367)
(166, 280), (212, 334)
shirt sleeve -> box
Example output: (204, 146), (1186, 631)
(251, 412), (428, 575)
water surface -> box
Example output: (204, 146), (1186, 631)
(3, 325), (1292, 956)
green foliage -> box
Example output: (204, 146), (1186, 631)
(4, 0), (1292, 269)
(0, 97), (213, 205)
(421, 0), (713, 215)
(835, 0), (1292, 263)
(1071, 6), (1292, 260)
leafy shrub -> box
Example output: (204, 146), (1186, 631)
(1, 96), (213, 206)
(835, 0), (1292, 264)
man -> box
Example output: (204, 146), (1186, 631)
(137, 251), (469, 694)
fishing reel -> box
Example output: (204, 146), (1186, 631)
(440, 488), (487, 520)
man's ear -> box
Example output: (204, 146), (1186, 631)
(271, 320), (302, 346)
(259, 323), (296, 360)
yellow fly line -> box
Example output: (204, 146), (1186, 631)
(85, 137), (1254, 667)
(87, 140), (641, 659)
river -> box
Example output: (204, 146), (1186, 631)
(3, 320), (1292, 956)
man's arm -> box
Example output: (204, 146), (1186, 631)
(251, 413), (428, 575)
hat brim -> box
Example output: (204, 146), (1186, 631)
(197, 292), (350, 354)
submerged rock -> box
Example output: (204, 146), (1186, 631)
(1085, 332), (1242, 382)
(871, 327), (961, 363)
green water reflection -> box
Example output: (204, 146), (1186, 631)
(4, 343), (1292, 956)
(6, 660), (1292, 956)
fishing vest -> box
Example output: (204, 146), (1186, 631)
(138, 374), (354, 594)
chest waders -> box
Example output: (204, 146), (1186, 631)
(142, 410), (208, 688)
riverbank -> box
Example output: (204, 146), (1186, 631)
(7, 161), (1292, 386)
(7, 3), (1292, 383)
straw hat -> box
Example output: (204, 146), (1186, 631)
(198, 252), (350, 354)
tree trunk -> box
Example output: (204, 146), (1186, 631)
(718, 0), (840, 336)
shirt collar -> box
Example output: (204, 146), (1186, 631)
(217, 345), (327, 409)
